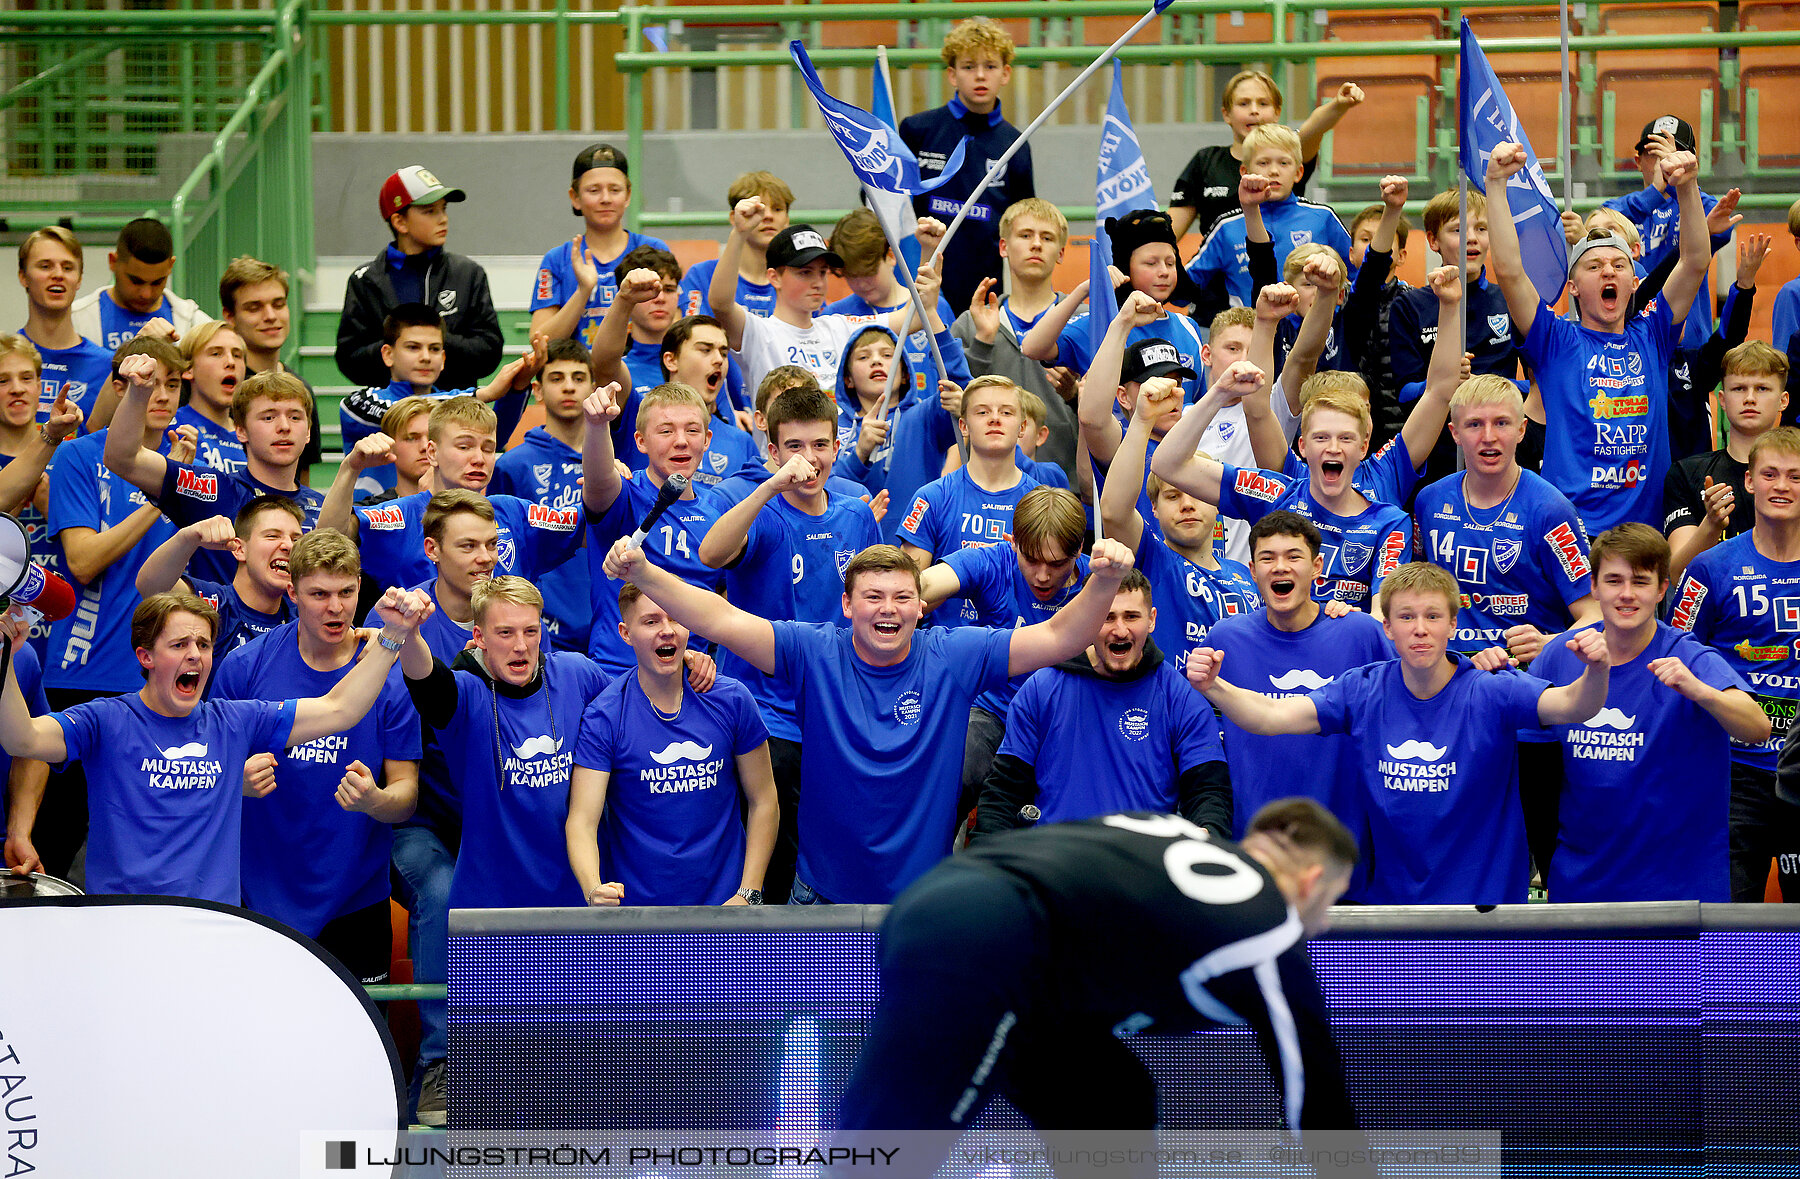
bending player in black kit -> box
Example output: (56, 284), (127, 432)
(836, 800), (1375, 1179)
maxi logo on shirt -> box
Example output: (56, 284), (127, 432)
(1378, 739), (1455, 793)
(1567, 707), (1644, 761)
(644, 740), (727, 794)
(142, 742), (225, 790)
(504, 735), (574, 790)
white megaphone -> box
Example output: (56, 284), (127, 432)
(0, 513), (76, 625)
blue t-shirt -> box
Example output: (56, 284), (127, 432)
(531, 231), (673, 347)
(0, 644), (48, 795)
(940, 541), (1087, 717)
(585, 475), (724, 676)
(1203, 608), (1392, 847)
(899, 467), (1044, 565)
(1533, 621), (1741, 902)
(1186, 195), (1354, 310)
(173, 405), (247, 474)
(1527, 296), (1678, 535)
(46, 429), (179, 693)
(442, 651), (610, 909)
(1280, 433), (1421, 515)
(1215, 463), (1412, 610)
(1670, 532), (1800, 772)
(700, 491), (881, 741)
(212, 623), (422, 936)
(24, 332), (112, 427)
(772, 621), (1012, 902)
(155, 462), (324, 585)
(999, 658), (1224, 825)
(54, 692), (295, 903)
(574, 671), (769, 905)
(354, 489), (582, 592)
(186, 577), (289, 659)
(684, 415), (763, 489)
(1414, 470), (1593, 654)
(0, 451), (60, 653)
(1133, 534), (1259, 674)
(1310, 655), (1544, 905)
(1054, 311), (1205, 406)
(79, 290), (179, 351)
(490, 427), (591, 652)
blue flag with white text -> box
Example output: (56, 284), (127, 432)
(1092, 62), (1155, 362)
(1458, 19), (1568, 304)
(791, 41), (968, 198)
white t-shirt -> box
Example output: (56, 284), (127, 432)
(1189, 386), (1301, 564)
(736, 312), (875, 397)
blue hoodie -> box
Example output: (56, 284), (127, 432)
(489, 426), (590, 652)
(829, 324), (973, 543)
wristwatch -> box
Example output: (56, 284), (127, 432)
(735, 888), (764, 905)
(376, 633), (406, 653)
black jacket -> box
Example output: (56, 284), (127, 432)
(335, 248), (504, 390)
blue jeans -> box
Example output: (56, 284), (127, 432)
(787, 876), (831, 905)
(390, 824), (454, 1067)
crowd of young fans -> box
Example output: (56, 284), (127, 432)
(4, 15), (1799, 1123)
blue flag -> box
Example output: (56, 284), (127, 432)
(1096, 61), (1157, 225)
(1459, 18), (1568, 304)
(1092, 61), (1154, 364)
(790, 41), (967, 198)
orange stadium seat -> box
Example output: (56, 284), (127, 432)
(388, 900), (421, 1072)
(1737, 4), (1800, 168)
(1596, 2), (1720, 36)
(1070, 12), (1167, 46)
(1597, 68), (1719, 169)
(1314, 12), (1441, 176)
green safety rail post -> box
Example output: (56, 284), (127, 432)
(366, 983), (448, 1002)
(162, 0), (315, 366)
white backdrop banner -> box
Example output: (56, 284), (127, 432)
(0, 898), (404, 1178)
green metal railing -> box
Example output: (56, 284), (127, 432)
(1, 1), (313, 361)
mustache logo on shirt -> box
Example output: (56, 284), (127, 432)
(1268, 669), (1331, 691)
(512, 735), (561, 759)
(158, 742), (210, 760)
(1384, 740), (1448, 762)
(650, 740), (715, 765)
(1584, 708), (1637, 731)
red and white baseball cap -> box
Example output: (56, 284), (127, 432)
(378, 165), (467, 219)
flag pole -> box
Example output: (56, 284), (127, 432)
(864, 187), (969, 467)
(930, 0), (1167, 267)
(1559, 0), (1573, 212)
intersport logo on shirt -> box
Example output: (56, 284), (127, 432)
(175, 468), (218, 501)
(527, 503), (578, 532)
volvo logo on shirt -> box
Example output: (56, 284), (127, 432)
(645, 739), (726, 794)
(1568, 707), (1644, 762)
(143, 742), (225, 789)
(1118, 708), (1151, 742)
(504, 734), (573, 790)
(1378, 740), (1455, 793)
